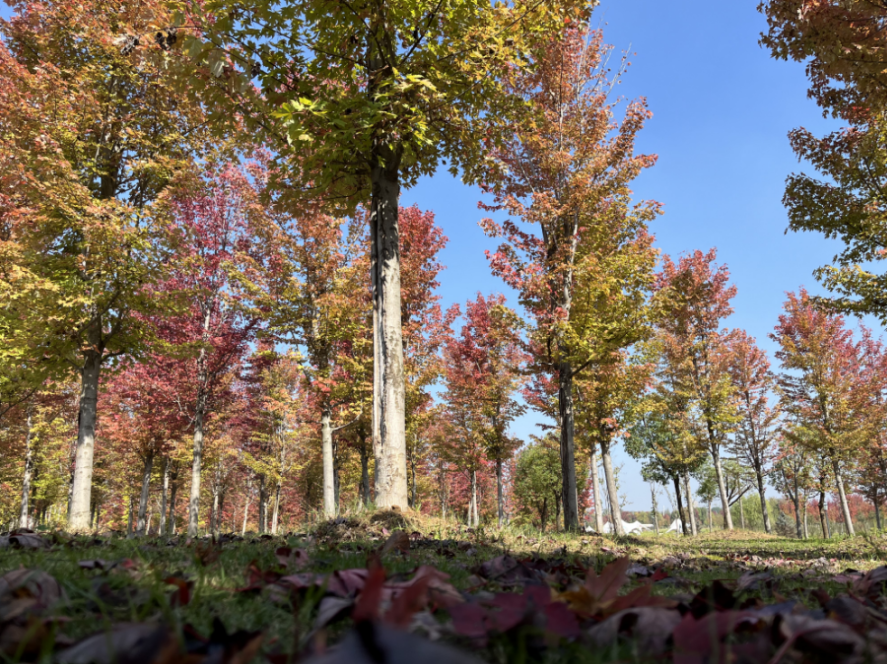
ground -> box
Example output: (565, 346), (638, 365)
(2, 514), (887, 663)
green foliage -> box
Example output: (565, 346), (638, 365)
(513, 437), (562, 530)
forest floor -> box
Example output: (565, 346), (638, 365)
(2, 512), (887, 664)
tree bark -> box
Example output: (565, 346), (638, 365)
(591, 448), (604, 532)
(159, 456), (170, 537)
(127, 494), (135, 538)
(673, 475), (689, 536)
(819, 490), (829, 538)
(69, 348), (103, 530)
(711, 445), (733, 530)
(188, 383), (208, 537)
(757, 471), (772, 534)
(271, 482), (281, 534)
(168, 479), (179, 536)
(321, 408), (336, 518)
(683, 471), (697, 535)
(600, 439), (624, 536)
(557, 365), (580, 531)
(496, 459), (504, 527)
(369, 142), (408, 511)
(875, 489), (882, 530)
(469, 470), (478, 527)
(258, 475), (267, 533)
(649, 482), (660, 535)
(831, 459), (855, 536)
(137, 450), (154, 536)
(241, 492), (251, 535)
(359, 436), (371, 507)
(19, 408), (33, 530)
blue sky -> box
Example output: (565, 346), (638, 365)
(1, 1), (865, 512)
(406, 0), (852, 511)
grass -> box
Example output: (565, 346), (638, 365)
(2, 515), (887, 663)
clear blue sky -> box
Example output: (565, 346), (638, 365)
(1, 1), (862, 511)
(406, 0), (851, 511)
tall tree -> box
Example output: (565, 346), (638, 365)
(728, 331), (780, 534)
(482, 28), (658, 530)
(653, 249), (739, 530)
(183, 0), (592, 511)
(771, 288), (868, 536)
(0, 0), (210, 530)
(443, 293), (525, 526)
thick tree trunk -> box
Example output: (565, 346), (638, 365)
(711, 445), (733, 530)
(496, 459), (504, 527)
(321, 408), (336, 518)
(791, 490), (802, 539)
(188, 384), (208, 537)
(557, 365), (580, 531)
(19, 409), (33, 529)
(600, 440), (624, 536)
(673, 475), (688, 536)
(831, 460), (855, 536)
(683, 471), (697, 535)
(591, 449), (604, 532)
(160, 456), (170, 537)
(757, 470), (772, 534)
(69, 348), (103, 531)
(369, 149), (408, 511)
(137, 450), (154, 536)
(272, 482), (281, 534)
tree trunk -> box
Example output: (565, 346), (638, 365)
(369, 145), (408, 512)
(188, 383), (208, 537)
(683, 471), (697, 535)
(69, 348), (103, 531)
(159, 456), (170, 537)
(802, 491), (809, 539)
(540, 498), (548, 532)
(258, 475), (267, 533)
(819, 490), (829, 538)
(673, 475), (688, 536)
(321, 408), (336, 518)
(496, 459), (504, 527)
(556, 365), (580, 531)
(19, 408), (33, 529)
(241, 493), (251, 535)
(757, 470), (772, 534)
(791, 490), (802, 539)
(469, 470), (478, 527)
(137, 450), (154, 536)
(739, 494), (746, 529)
(875, 489), (882, 530)
(831, 459), (855, 536)
(591, 448), (604, 532)
(127, 494), (135, 538)
(649, 482), (660, 535)
(211, 484), (220, 537)
(711, 445), (733, 530)
(600, 440), (624, 536)
(168, 478), (179, 536)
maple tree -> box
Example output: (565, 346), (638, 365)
(176, 0), (594, 513)
(482, 27), (659, 530)
(727, 331), (781, 534)
(771, 288), (869, 536)
(652, 249), (740, 530)
(442, 293), (525, 525)
(0, 0), (214, 530)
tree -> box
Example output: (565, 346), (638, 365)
(653, 249), (739, 530)
(0, 0), (211, 530)
(759, 2), (887, 322)
(728, 331), (780, 533)
(513, 436), (562, 531)
(443, 293), (525, 526)
(771, 288), (868, 536)
(482, 28), (659, 530)
(182, 0), (593, 511)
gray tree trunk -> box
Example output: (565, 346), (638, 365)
(591, 448), (604, 532)
(757, 471), (772, 534)
(369, 145), (408, 511)
(557, 364), (579, 531)
(683, 471), (697, 535)
(272, 482), (281, 534)
(673, 475), (689, 536)
(831, 460), (855, 536)
(321, 407), (336, 518)
(359, 438), (371, 507)
(137, 450), (154, 536)
(159, 457), (170, 536)
(188, 386), (208, 537)
(469, 470), (478, 527)
(600, 440), (624, 536)
(711, 445), (733, 530)
(496, 459), (504, 527)
(19, 408), (33, 529)
(69, 348), (103, 530)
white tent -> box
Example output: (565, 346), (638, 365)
(585, 519), (655, 535)
(665, 518), (683, 533)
